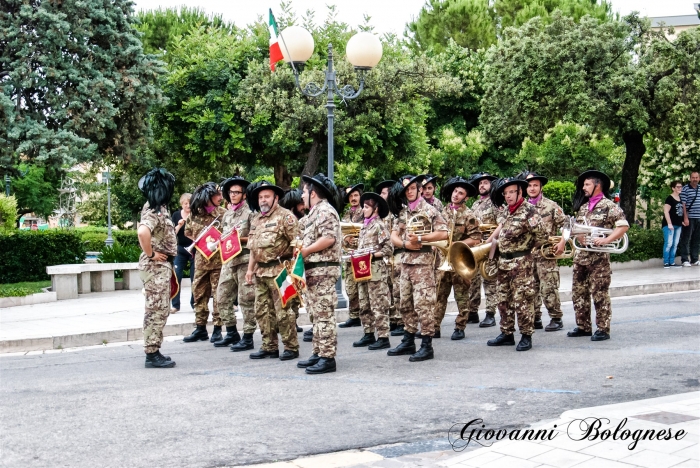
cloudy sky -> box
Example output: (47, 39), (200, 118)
(132, 0), (698, 35)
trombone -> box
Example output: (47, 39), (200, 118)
(185, 217), (221, 255)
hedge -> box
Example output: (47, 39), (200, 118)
(0, 230), (86, 283)
(557, 225), (663, 267)
(74, 227), (139, 250)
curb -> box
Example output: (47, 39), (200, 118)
(1, 280), (698, 354)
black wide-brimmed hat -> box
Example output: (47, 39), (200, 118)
(343, 183), (364, 202)
(422, 174), (439, 187)
(280, 188), (303, 210)
(469, 172), (498, 185)
(576, 170), (611, 192)
(221, 176), (251, 203)
(249, 181), (285, 212)
(522, 171), (548, 187)
(441, 176), (477, 200)
(399, 174), (426, 198)
(375, 180), (396, 193)
(302, 173), (342, 212)
(360, 192), (389, 219)
(490, 177), (529, 207)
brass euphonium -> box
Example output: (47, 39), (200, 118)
(449, 241), (494, 281)
(540, 236), (574, 260)
(569, 219), (629, 254)
(406, 213), (449, 250)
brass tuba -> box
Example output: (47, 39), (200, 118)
(540, 236), (574, 260)
(449, 241), (494, 281)
(569, 219), (629, 254)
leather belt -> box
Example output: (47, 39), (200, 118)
(394, 248), (405, 255)
(257, 256), (292, 268)
(306, 261), (340, 270)
(500, 250), (531, 260)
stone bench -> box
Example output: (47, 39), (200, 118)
(46, 263), (142, 300)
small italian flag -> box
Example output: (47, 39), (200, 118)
(275, 255), (305, 307)
(269, 9), (284, 71)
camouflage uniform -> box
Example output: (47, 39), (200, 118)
(424, 196), (444, 212)
(496, 201), (546, 336)
(435, 203), (481, 332)
(185, 206), (227, 327)
(357, 216), (394, 338)
(394, 198), (448, 336)
(217, 202), (256, 332)
(531, 197), (568, 320)
(138, 203), (178, 354)
(342, 207), (365, 320)
(468, 196), (499, 316)
(572, 198), (628, 333)
(248, 204), (300, 353)
(301, 199), (342, 358)
(384, 214), (404, 327)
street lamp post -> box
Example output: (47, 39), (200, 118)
(102, 170), (114, 247)
(278, 27), (383, 309)
(4, 174), (10, 196)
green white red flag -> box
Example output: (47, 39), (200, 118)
(269, 9), (284, 71)
(274, 255), (305, 307)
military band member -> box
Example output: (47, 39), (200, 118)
(486, 177), (546, 351)
(422, 175), (444, 212)
(183, 182), (227, 343)
(245, 182), (301, 360)
(297, 174), (343, 374)
(434, 177), (482, 340)
(280, 188), (307, 335)
(352, 192), (394, 350)
(388, 175), (448, 361)
(467, 173), (500, 327)
(137, 168), (178, 368)
(376, 180), (404, 335)
(568, 170), (629, 341)
(338, 183), (365, 329)
(215, 177), (257, 350)
(524, 172), (569, 332)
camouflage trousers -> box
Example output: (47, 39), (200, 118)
(192, 267), (222, 327)
(358, 275), (391, 338)
(496, 257), (536, 336)
(435, 270), (471, 332)
(344, 263), (360, 319)
(217, 262), (256, 332)
(399, 264), (437, 337)
(307, 273), (339, 358)
(468, 273), (498, 315)
(389, 256), (405, 325)
(254, 275), (299, 352)
(290, 296), (302, 322)
(533, 254), (563, 320)
(141, 264), (171, 353)
(572, 256), (612, 333)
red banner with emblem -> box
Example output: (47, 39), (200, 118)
(170, 269), (180, 300)
(350, 252), (373, 282)
(194, 225), (221, 260)
(219, 229), (243, 264)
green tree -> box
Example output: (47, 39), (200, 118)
(11, 165), (60, 219)
(0, 0), (166, 173)
(480, 13), (700, 222)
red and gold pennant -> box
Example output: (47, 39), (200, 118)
(350, 252), (373, 282)
(219, 229), (243, 264)
(169, 269), (180, 300)
(194, 225), (221, 260)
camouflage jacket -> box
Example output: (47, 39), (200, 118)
(248, 204), (300, 277)
(532, 196), (568, 237)
(221, 202), (253, 268)
(185, 206), (226, 270)
(394, 197), (448, 265)
(138, 203), (177, 270)
(342, 206), (364, 223)
(442, 203), (481, 243)
(472, 196), (499, 225)
(574, 197), (629, 266)
(424, 197), (444, 212)
(498, 201), (546, 271)
(301, 199), (341, 278)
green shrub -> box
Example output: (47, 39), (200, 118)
(557, 225), (663, 266)
(0, 281), (51, 297)
(81, 232), (108, 251)
(0, 287), (34, 297)
(0, 194), (18, 232)
(98, 243), (141, 278)
(113, 230), (139, 247)
(0, 230), (86, 282)
(543, 181), (576, 216)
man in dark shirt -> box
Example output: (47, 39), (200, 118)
(171, 193), (194, 312)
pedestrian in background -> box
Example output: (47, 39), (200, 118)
(679, 171), (700, 267)
(662, 181), (684, 268)
(171, 193), (194, 312)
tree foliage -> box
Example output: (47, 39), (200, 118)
(11, 165), (59, 218)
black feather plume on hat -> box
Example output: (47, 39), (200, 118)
(139, 168), (175, 214)
(190, 182), (220, 216)
(246, 181), (264, 212)
(387, 181), (406, 217)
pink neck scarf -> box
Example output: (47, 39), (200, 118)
(364, 215), (377, 226)
(424, 196), (434, 204)
(205, 205), (216, 214)
(449, 203), (461, 210)
(528, 194), (542, 205)
(588, 193), (604, 211)
(480, 195), (489, 200)
(229, 201), (245, 211)
(408, 196), (423, 211)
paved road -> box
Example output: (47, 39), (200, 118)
(1, 291), (698, 468)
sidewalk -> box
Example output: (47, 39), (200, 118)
(1, 264), (698, 353)
(244, 392), (700, 468)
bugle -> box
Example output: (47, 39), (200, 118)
(449, 241), (494, 281)
(185, 217), (221, 255)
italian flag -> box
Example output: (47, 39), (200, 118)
(269, 9), (284, 71)
(275, 255), (305, 307)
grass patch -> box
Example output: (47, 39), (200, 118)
(0, 281), (52, 298)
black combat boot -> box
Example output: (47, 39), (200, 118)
(214, 325), (241, 347)
(591, 330), (610, 341)
(249, 348), (280, 359)
(451, 329), (465, 340)
(368, 337), (390, 350)
(157, 350), (171, 361)
(183, 325), (209, 342)
(390, 322), (398, 331)
(545, 319), (563, 332)
(279, 350), (299, 361)
(230, 333), (254, 351)
(353, 333), (376, 347)
(534, 318), (543, 330)
(145, 352), (176, 368)
(390, 324), (405, 336)
(516, 334), (532, 351)
(479, 313), (496, 328)
(467, 312), (480, 324)
(303, 328), (313, 342)
(487, 333), (515, 346)
(209, 325), (223, 343)
(387, 331), (416, 356)
(297, 353), (321, 368)
(305, 357), (336, 374)
(567, 327), (592, 337)
(338, 317), (361, 328)
(296, 322), (303, 332)
(433, 329), (441, 338)
(409, 336), (434, 362)
(415, 330), (423, 338)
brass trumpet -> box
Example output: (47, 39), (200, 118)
(449, 241), (494, 281)
(539, 236), (574, 260)
(185, 218), (221, 255)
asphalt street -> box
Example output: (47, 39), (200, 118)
(1, 291), (698, 468)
